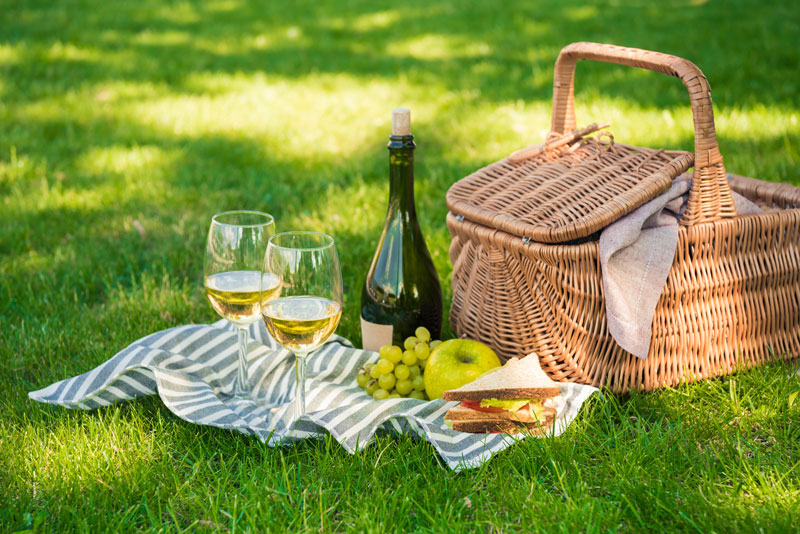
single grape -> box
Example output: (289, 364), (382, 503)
(429, 340), (442, 350)
(404, 336), (418, 350)
(389, 393), (401, 399)
(356, 371), (369, 388)
(365, 380), (379, 396)
(415, 327), (431, 343)
(378, 373), (396, 391)
(394, 364), (410, 381)
(402, 350), (418, 366)
(414, 343), (430, 360)
(376, 358), (394, 375)
(396, 379), (413, 395)
(382, 345), (403, 364)
(409, 390), (427, 401)
(370, 365), (381, 379)
(412, 375), (425, 392)
(364, 362), (374, 372)
(408, 364), (421, 379)
(373, 388), (390, 401)
(378, 344), (393, 358)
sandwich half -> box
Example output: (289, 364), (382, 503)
(443, 355), (560, 434)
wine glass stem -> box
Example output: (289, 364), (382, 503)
(235, 326), (249, 399)
(293, 352), (308, 420)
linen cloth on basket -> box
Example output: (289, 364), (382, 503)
(599, 176), (763, 359)
(29, 320), (598, 471)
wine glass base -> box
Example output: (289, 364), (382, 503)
(230, 381), (254, 403)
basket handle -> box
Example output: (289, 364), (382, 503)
(551, 42), (737, 225)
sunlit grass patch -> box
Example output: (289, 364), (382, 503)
(129, 72), (446, 164)
(343, 9), (402, 32)
(76, 145), (182, 181)
(41, 42), (104, 63)
(0, 43), (20, 65)
(7, 408), (166, 497)
(388, 34), (493, 60)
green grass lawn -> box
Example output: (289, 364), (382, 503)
(2, 0), (800, 531)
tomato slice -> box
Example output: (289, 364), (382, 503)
(460, 401), (506, 413)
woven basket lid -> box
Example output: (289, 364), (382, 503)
(446, 139), (694, 243)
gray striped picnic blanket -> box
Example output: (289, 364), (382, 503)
(29, 320), (598, 471)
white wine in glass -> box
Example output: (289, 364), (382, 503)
(262, 296), (342, 353)
(204, 211), (277, 400)
(205, 271), (282, 326)
(262, 231), (343, 419)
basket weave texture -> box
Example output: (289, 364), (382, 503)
(447, 142), (693, 244)
(446, 42), (800, 392)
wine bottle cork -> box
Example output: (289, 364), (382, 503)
(392, 108), (411, 136)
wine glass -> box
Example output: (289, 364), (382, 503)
(204, 210), (278, 400)
(261, 231), (343, 419)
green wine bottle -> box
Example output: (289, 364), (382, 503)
(361, 109), (443, 351)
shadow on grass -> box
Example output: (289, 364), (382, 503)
(1, 0), (799, 109)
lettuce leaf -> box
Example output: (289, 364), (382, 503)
(478, 399), (547, 423)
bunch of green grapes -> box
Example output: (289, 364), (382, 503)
(356, 326), (442, 401)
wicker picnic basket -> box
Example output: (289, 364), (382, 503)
(446, 42), (800, 393)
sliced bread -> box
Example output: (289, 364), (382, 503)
(442, 355), (560, 402)
(449, 418), (554, 435)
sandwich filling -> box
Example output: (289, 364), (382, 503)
(459, 398), (547, 423)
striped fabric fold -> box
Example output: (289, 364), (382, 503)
(29, 320), (598, 471)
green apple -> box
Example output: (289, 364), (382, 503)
(423, 339), (501, 400)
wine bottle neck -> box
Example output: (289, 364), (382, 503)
(388, 134), (416, 215)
